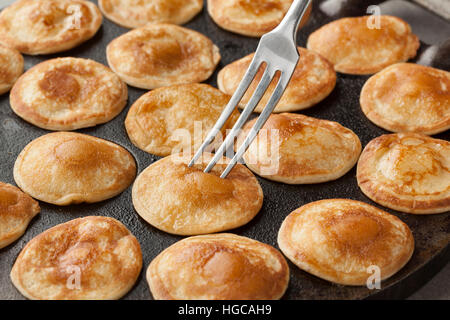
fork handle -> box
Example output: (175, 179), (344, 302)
(276, 0), (312, 40)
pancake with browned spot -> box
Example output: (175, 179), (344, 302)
(147, 233), (289, 299)
(0, 45), (23, 95)
(125, 84), (239, 156)
(132, 153), (263, 235)
(10, 57), (128, 131)
(99, 0), (203, 29)
(357, 133), (450, 214)
(0, 182), (39, 249)
(0, 0), (102, 55)
(106, 24), (220, 89)
(14, 132), (136, 206)
(218, 47), (336, 113)
(11, 216), (142, 300)
(240, 113), (361, 184)
(307, 16), (419, 75)
(360, 63), (450, 135)
(278, 199), (414, 285)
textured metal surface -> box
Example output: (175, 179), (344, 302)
(0, 0), (449, 300)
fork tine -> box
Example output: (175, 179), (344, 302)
(220, 74), (288, 178)
(188, 58), (263, 167)
(204, 65), (276, 173)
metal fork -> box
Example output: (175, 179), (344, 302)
(189, 0), (312, 178)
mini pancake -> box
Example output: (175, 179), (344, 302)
(132, 153), (263, 235)
(357, 133), (450, 214)
(147, 233), (289, 300)
(278, 199), (414, 286)
(99, 0), (203, 29)
(125, 84), (240, 157)
(0, 45), (23, 95)
(240, 113), (361, 184)
(106, 24), (221, 89)
(360, 63), (450, 135)
(10, 57), (128, 131)
(11, 216), (142, 300)
(0, 0), (102, 55)
(307, 16), (419, 75)
(0, 182), (39, 249)
(14, 132), (136, 206)
(218, 47), (336, 113)
(207, 0), (311, 37)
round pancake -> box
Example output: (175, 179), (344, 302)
(278, 199), (414, 286)
(99, 0), (203, 29)
(0, 0), (102, 55)
(357, 133), (450, 214)
(360, 63), (450, 135)
(106, 23), (221, 89)
(10, 57), (128, 131)
(0, 182), (39, 249)
(14, 132), (136, 206)
(10, 216), (142, 300)
(207, 0), (311, 37)
(0, 45), (23, 95)
(132, 153), (263, 235)
(240, 113), (361, 184)
(125, 84), (240, 157)
(218, 47), (336, 113)
(147, 233), (289, 300)
(307, 16), (419, 75)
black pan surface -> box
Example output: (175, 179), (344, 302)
(0, 0), (448, 300)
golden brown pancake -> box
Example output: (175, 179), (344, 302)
(99, 0), (203, 29)
(360, 63), (450, 135)
(278, 199), (414, 286)
(132, 153), (263, 235)
(10, 57), (128, 131)
(218, 47), (336, 113)
(106, 23), (221, 89)
(0, 45), (23, 95)
(357, 133), (450, 214)
(14, 132), (136, 206)
(207, 0), (310, 37)
(10, 216), (142, 300)
(125, 84), (240, 157)
(307, 16), (419, 75)
(240, 113), (361, 184)
(0, 182), (39, 249)
(0, 0), (102, 55)
(147, 233), (289, 300)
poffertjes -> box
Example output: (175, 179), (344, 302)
(99, 0), (203, 29)
(207, 0), (310, 37)
(10, 58), (128, 131)
(132, 153), (263, 235)
(278, 199), (414, 285)
(307, 16), (419, 75)
(0, 182), (39, 249)
(0, 0), (102, 55)
(360, 63), (450, 135)
(218, 47), (336, 113)
(14, 132), (136, 206)
(125, 84), (239, 157)
(11, 216), (142, 300)
(0, 45), (23, 95)
(240, 113), (361, 184)
(357, 133), (450, 214)
(147, 233), (289, 300)
(106, 24), (220, 89)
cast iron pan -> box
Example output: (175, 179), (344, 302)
(0, 0), (449, 300)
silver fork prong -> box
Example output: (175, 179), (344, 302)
(188, 58), (263, 167)
(220, 74), (288, 179)
(204, 65), (275, 173)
